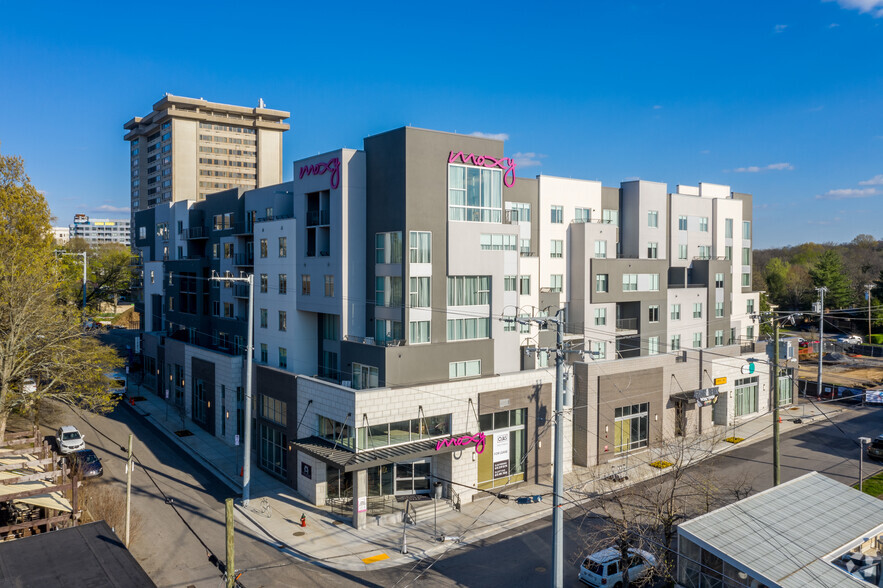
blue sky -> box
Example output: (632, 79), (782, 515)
(1, 0), (882, 248)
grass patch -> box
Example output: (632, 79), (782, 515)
(724, 437), (744, 444)
(856, 471), (883, 498)
(649, 460), (673, 469)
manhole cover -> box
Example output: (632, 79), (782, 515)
(535, 566), (547, 573)
(293, 531), (305, 536)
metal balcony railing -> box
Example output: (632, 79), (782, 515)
(306, 210), (330, 226)
(184, 226), (207, 239)
(616, 318), (638, 331)
(234, 252), (254, 266)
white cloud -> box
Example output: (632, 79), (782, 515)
(730, 162), (794, 173)
(469, 131), (509, 141)
(826, 0), (883, 17)
(829, 22), (841, 27)
(816, 187), (879, 200)
(699, 149), (710, 155)
(652, 105), (663, 110)
(91, 204), (130, 213)
(512, 152), (547, 168)
(859, 174), (883, 185)
(774, 24), (789, 33)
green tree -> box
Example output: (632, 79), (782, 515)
(763, 257), (790, 306)
(0, 155), (121, 440)
(808, 249), (853, 309)
(57, 238), (133, 312)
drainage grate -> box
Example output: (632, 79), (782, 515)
(293, 531), (305, 537)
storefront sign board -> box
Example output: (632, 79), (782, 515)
(493, 431), (510, 479)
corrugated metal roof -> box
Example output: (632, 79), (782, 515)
(678, 472), (883, 587)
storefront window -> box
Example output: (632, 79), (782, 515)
(614, 403), (649, 453)
(318, 415), (354, 450)
(259, 424), (287, 477)
(326, 465), (352, 500)
(477, 408), (528, 490)
(777, 375), (792, 407)
(735, 376), (759, 416)
(356, 413), (451, 450)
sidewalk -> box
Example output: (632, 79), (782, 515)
(124, 385), (843, 572)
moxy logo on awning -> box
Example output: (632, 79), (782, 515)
(448, 151), (517, 187)
(299, 157), (341, 189)
(435, 431), (487, 454)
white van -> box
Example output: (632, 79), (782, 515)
(579, 547), (656, 587)
(105, 372), (127, 398)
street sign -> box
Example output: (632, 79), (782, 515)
(741, 362), (756, 374)
(714, 377), (727, 386)
(694, 387), (720, 407)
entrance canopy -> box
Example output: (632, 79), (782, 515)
(294, 433), (479, 472)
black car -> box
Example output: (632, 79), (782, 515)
(868, 436), (883, 461)
(66, 449), (103, 479)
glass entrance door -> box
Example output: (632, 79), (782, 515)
(394, 459), (431, 495)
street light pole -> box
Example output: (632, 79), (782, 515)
(211, 272), (255, 506)
(772, 319), (780, 486)
(859, 437), (871, 492)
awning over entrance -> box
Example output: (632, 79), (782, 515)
(293, 433), (480, 472)
(671, 386), (720, 406)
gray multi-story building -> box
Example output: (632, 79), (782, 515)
(132, 126), (775, 527)
(69, 214), (130, 246)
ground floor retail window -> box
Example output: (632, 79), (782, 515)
(259, 424), (287, 477)
(191, 378), (208, 428)
(614, 403), (649, 454)
(777, 375), (792, 407)
(327, 466), (352, 500)
(477, 408), (527, 491)
(735, 376), (759, 416)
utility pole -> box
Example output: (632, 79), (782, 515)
(81, 251), (87, 316)
(516, 308), (577, 588)
(866, 284), (875, 342)
(225, 498), (235, 588)
(125, 433), (133, 548)
(211, 272), (255, 505)
(772, 320), (780, 486)
(816, 287), (827, 398)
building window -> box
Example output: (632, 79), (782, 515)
(260, 395), (287, 426)
(480, 233), (517, 251)
(715, 302), (724, 318)
(592, 341), (606, 360)
(301, 274), (310, 295)
(648, 210), (658, 228)
(212, 301), (220, 316)
(714, 330), (724, 346)
(678, 244), (687, 260)
(375, 319), (403, 342)
(622, 274), (637, 292)
(743, 221), (751, 240)
(678, 215), (687, 231)
(519, 239), (531, 255)
(596, 274), (608, 293)
(602, 209), (618, 225)
(648, 305), (659, 323)
(324, 275), (334, 297)
(409, 321), (430, 343)
(698, 246), (711, 259)
(504, 276), (517, 292)
(519, 276), (531, 295)
(735, 376), (759, 416)
(747, 299), (755, 314)
(550, 240), (563, 258)
(614, 402), (649, 453)
(260, 343), (268, 363)
(594, 308), (607, 326)
(693, 303), (702, 318)
(746, 325), (755, 340)
(699, 217), (708, 232)
(259, 424), (287, 477)
(715, 273), (724, 288)
(693, 332), (702, 348)
(409, 277), (431, 307)
(447, 276), (490, 305)
(671, 304), (681, 320)
(376, 276), (402, 308)
(549, 274), (563, 293)
(647, 242), (658, 259)
(594, 240), (607, 259)
(574, 207), (590, 223)
(550, 205), (563, 224)
(649, 274), (660, 291)
(446, 317), (490, 341)
(279, 274), (287, 294)
(742, 273), (751, 287)
(278, 348), (287, 369)
(212, 243), (220, 259)
(279, 237), (287, 258)
(352, 363), (379, 390)
(260, 308), (267, 328)
(409, 231), (431, 263)
(375, 232), (403, 264)
(742, 247), (751, 266)
(508, 202), (531, 222)
(259, 239), (267, 258)
(150, 270), (155, 284)
(278, 311), (287, 331)
(648, 336), (659, 355)
(448, 164), (502, 222)
(671, 335), (681, 351)
(725, 218), (733, 238)
(725, 245), (732, 261)
(260, 274), (268, 293)
(224, 303), (234, 318)
(449, 360), (481, 379)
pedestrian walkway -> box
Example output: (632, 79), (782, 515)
(123, 385), (846, 572)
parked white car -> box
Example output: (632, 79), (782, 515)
(579, 547), (657, 587)
(836, 335), (862, 345)
(104, 371), (127, 398)
(56, 426), (85, 454)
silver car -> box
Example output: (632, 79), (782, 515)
(56, 426), (85, 454)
